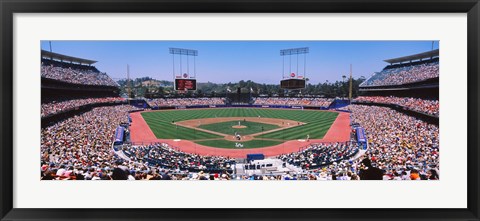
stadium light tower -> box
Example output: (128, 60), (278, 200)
(169, 48), (198, 79)
(349, 64), (353, 101)
(280, 47), (309, 90)
(169, 48), (198, 91)
(127, 64), (131, 99)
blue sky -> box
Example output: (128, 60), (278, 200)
(41, 41), (439, 84)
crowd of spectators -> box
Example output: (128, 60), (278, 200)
(254, 97), (333, 107)
(40, 105), (140, 180)
(346, 105), (439, 180)
(121, 143), (236, 173)
(41, 61), (118, 86)
(354, 96), (439, 116)
(277, 142), (358, 170)
(361, 60), (439, 87)
(41, 97), (126, 117)
(273, 104), (439, 180)
(41, 102), (440, 181)
(147, 98), (226, 107)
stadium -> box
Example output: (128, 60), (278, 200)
(40, 42), (439, 181)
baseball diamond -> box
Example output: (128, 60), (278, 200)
(139, 108), (338, 147)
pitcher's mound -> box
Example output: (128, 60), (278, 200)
(232, 125), (247, 129)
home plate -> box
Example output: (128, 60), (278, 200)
(298, 139), (306, 142)
(173, 139), (181, 142)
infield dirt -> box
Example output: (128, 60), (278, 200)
(176, 117), (305, 138)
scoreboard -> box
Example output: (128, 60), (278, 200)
(280, 79), (306, 89)
(175, 79), (197, 91)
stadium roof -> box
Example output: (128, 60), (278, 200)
(383, 49), (439, 64)
(41, 50), (97, 65)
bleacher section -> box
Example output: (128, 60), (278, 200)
(121, 143), (235, 174)
(359, 50), (439, 98)
(354, 96), (439, 116)
(147, 98), (226, 108)
(41, 50), (117, 87)
(354, 50), (440, 126)
(361, 58), (438, 87)
(42, 97), (126, 118)
(278, 142), (359, 170)
(254, 97), (333, 107)
(360, 49), (439, 92)
(41, 50), (123, 126)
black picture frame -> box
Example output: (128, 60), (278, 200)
(1, 0), (479, 220)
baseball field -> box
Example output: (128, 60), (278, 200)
(140, 108), (338, 149)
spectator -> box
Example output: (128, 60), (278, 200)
(359, 158), (383, 180)
(427, 169), (439, 180)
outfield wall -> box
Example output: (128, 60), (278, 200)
(151, 104), (329, 110)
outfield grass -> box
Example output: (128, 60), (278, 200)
(141, 108), (338, 148)
(198, 120), (279, 135)
(141, 114), (222, 140)
(195, 139), (283, 149)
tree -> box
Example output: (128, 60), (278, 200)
(195, 89), (204, 97)
(117, 76), (366, 99)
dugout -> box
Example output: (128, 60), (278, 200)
(247, 154), (265, 162)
